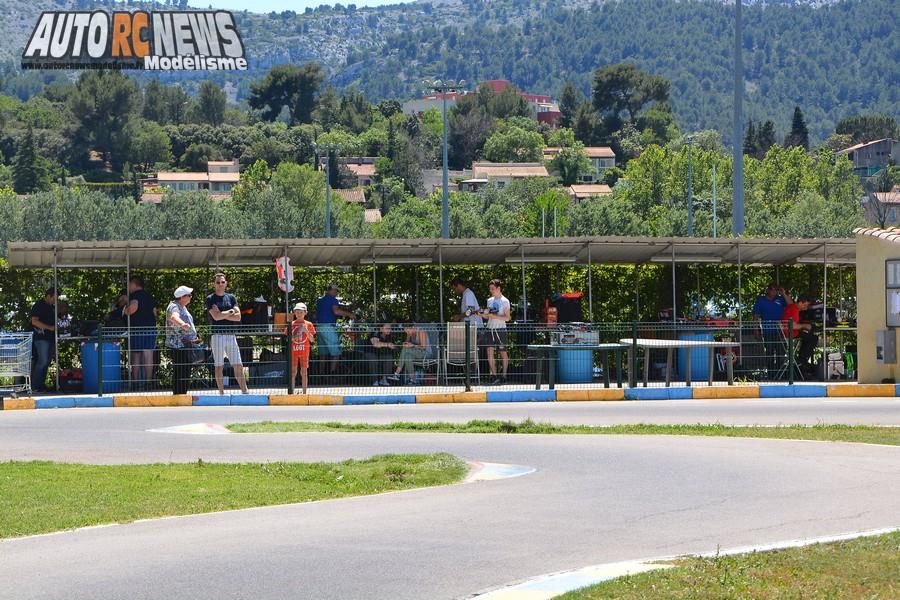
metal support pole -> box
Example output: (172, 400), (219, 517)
(634, 265), (640, 320)
(671, 244), (677, 324)
(737, 243), (743, 365)
(53, 249), (59, 392)
(283, 246), (290, 318)
(823, 242), (828, 369)
(553, 206), (558, 237)
(125, 250), (131, 389)
(325, 151), (332, 238)
(372, 266), (377, 319)
(587, 245), (593, 321)
(630, 321), (638, 388)
(520, 246), (527, 321)
(438, 245), (445, 325)
(97, 325), (103, 397)
(788, 319), (795, 385)
(732, 0), (745, 236)
(464, 320), (471, 392)
(441, 93), (450, 239)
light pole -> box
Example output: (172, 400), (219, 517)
(732, 0), (744, 236)
(686, 135), (694, 237)
(314, 142), (341, 238)
(423, 78), (466, 239)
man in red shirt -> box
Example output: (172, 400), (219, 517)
(782, 294), (818, 376)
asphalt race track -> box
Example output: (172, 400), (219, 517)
(1, 398), (899, 600)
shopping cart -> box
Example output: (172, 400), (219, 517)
(0, 332), (33, 397)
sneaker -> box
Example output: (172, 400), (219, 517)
(387, 374), (400, 383)
(372, 379), (384, 386)
(491, 377), (503, 385)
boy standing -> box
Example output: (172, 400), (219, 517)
(291, 303), (316, 394)
(481, 279), (511, 385)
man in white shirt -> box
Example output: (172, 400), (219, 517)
(480, 278), (510, 385)
(450, 277), (483, 326)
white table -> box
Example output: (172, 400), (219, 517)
(619, 338), (739, 386)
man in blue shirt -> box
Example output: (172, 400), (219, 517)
(315, 283), (354, 375)
(752, 283), (792, 377)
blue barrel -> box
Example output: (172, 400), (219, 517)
(81, 342), (122, 394)
(557, 348), (593, 383)
(677, 333), (713, 381)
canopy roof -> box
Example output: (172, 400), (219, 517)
(7, 236), (855, 269)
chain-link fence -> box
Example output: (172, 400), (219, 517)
(32, 319), (857, 397)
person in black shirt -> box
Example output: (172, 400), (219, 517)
(29, 287), (57, 392)
(204, 272), (248, 394)
(124, 275), (158, 388)
(367, 322), (396, 386)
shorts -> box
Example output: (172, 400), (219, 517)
(317, 324), (341, 357)
(130, 330), (157, 351)
(480, 328), (509, 350)
(211, 334), (242, 368)
(292, 351), (310, 370)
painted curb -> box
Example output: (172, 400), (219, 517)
(343, 394), (416, 405)
(114, 395), (192, 407)
(827, 383), (895, 397)
(486, 390), (556, 403)
(1, 397), (35, 410)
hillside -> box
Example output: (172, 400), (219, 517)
(0, 0), (896, 144)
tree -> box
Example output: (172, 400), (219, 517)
(558, 81), (582, 130)
(448, 96), (494, 169)
(820, 133), (853, 153)
(142, 79), (168, 124)
(592, 63), (670, 125)
(836, 114), (898, 144)
(783, 106), (809, 150)
(180, 143), (222, 171)
(249, 63), (325, 126)
(129, 121), (173, 172)
(195, 81), (226, 125)
(12, 126), (50, 194)
(483, 125), (544, 162)
(547, 145), (593, 185)
(68, 70), (140, 170)
(232, 159), (271, 208)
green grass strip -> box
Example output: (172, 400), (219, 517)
(558, 530), (900, 599)
(0, 453), (466, 539)
(227, 420), (900, 446)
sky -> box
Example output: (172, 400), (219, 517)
(189, 0), (410, 12)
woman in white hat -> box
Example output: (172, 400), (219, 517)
(165, 286), (199, 395)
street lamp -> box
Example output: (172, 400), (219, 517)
(423, 78), (466, 239)
(313, 142), (341, 238)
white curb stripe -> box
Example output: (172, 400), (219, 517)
(469, 526), (900, 599)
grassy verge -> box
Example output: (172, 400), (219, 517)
(558, 530), (900, 599)
(0, 453), (466, 538)
(226, 420), (900, 446)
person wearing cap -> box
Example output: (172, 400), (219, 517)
(165, 286), (200, 395)
(29, 287), (57, 392)
(290, 303), (316, 394)
(315, 283), (354, 375)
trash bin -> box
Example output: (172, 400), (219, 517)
(677, 333), (713, 381)
(81, 341), (122, 394)
(557, 348), (593, 383)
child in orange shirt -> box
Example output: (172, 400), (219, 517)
(291, 302), (316, 394)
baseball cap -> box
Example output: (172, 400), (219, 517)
(327, 283), (339, 291)
(293, 302), (308, 311)
(174, 285), (193, 298)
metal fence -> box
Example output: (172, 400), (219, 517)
(27, 319), (857, 397)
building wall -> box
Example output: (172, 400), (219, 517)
(857, 234), (900, 383)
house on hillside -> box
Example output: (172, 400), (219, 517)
(143, 159), (240, 202)
(337, 157), (377, 187)
(333, 187), (367, 204)
(567, 184), (613, 202)
(837, 138), (898, 177)
(422, 169), (472, 196)
(402, 80), (560, 125)
(459, 162), (551, 192)
(543, 146), (616, 183)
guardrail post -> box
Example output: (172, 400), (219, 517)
(285, 327), (294, 395)
(629, 321), (637, 388)
(787, 319), (794, 385)
(97, 326), (103, 397)
(464, 321), (471, 392)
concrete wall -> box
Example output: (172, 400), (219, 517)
(857, 234), (900, 383)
